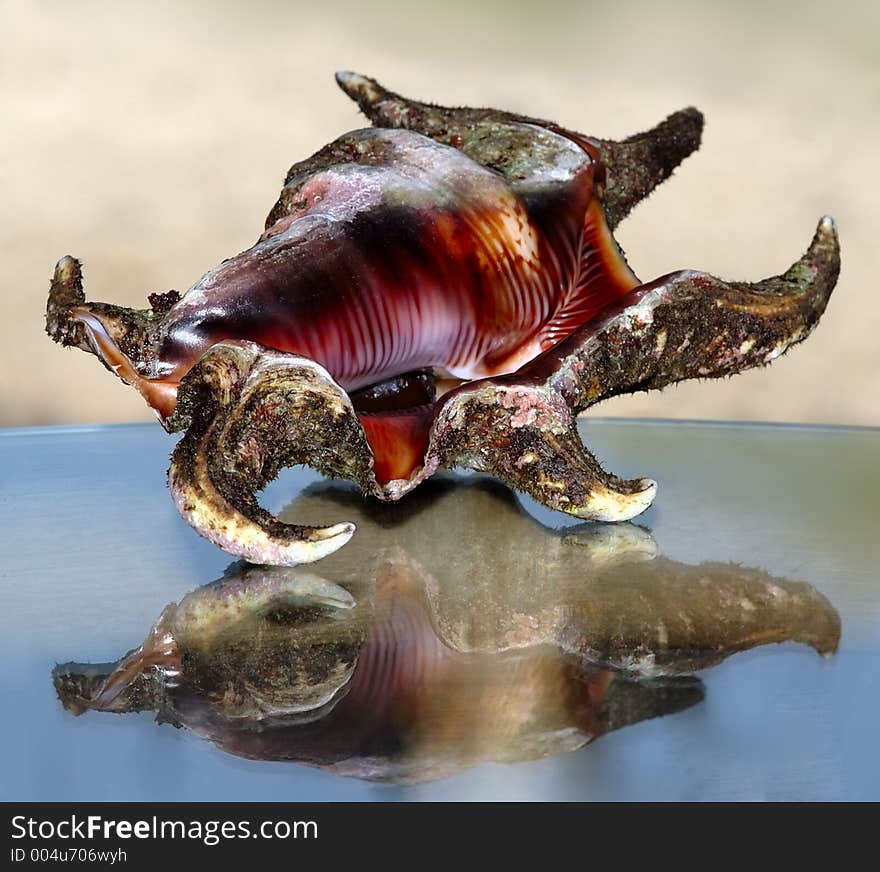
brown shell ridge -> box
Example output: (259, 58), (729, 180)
(334, 71), (705, 229)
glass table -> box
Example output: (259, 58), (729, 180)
(1, 419), (877, 801)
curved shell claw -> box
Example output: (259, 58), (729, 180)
(168, 343), (360, 565)
(522, 215), (840, 411)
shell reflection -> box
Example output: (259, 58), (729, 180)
(54, 480), (840, 784)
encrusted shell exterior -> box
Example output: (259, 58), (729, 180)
(45, 73), (840, 565)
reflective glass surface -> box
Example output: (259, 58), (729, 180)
(1, 420), (877, 800)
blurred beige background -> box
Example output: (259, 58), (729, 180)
(2, 0), (877, 427)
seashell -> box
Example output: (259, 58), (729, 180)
(46, 73), (840, 564)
